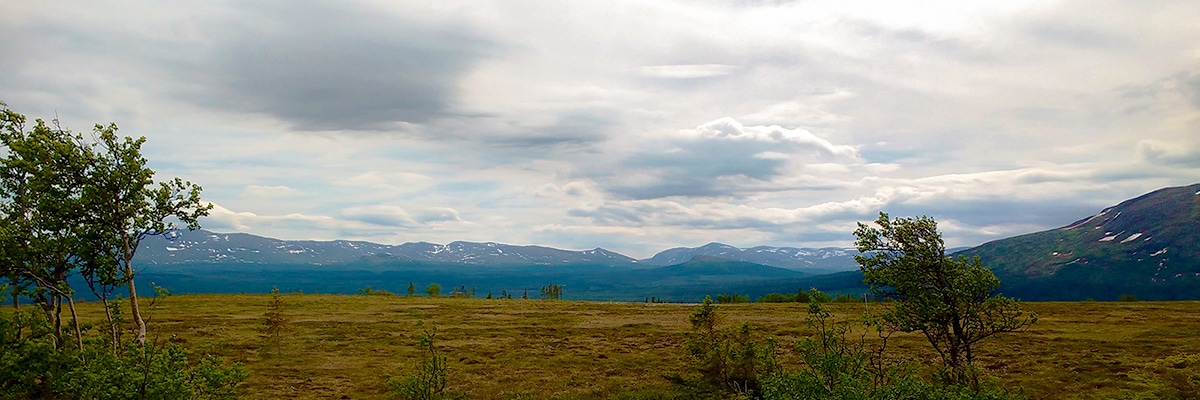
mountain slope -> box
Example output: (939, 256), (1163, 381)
(135, 230), (638, 266)
(642, 242), (858, 273)
(960, 183), (1200, 300)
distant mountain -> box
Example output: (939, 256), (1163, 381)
(137, 231), (859, 273)
(135, 231), (637, 267)
(960, 183), (1200, 300)
(129, 231), (868, 301)
(642, 242), (859, 274)
(129, 183), (1200, 301)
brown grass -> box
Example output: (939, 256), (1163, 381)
(56, 295), (1200, 399)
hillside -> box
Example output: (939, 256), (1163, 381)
(961, 183), (1200, 300)
(642, 243), (858, 273)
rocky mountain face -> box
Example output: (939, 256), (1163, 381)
(959, 183), (1200, 300)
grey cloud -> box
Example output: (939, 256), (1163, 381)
(342, 212), (416, 228)
(476, 110), (616, 149)
(599, 148), (785, 200)
(182, 1), (495, 131)
(1137, 141), (1200, 168)
(771, 230), (856, 246)
(836, 20), (998, 65)
(412, 208), (463, 224)
(339, 205), (459, 228)
(1181, 70), (1200, 108)
(568, 205), (645, 225)
(1028, 23), (1126, 50)
(572, 206), (780, 231)
(584, 119), (857, 200)
(885, 198), (1101, 230)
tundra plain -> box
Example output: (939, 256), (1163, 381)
(60, 294), (1200, 399)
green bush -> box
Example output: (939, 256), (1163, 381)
(758, 293), (795, 303)
(761, 290), (1021, 400)
(387, 325), (448, 400)
(685, 296), (778, 397)
(716, 293), (751, 304)
(0, 308), (246, 399)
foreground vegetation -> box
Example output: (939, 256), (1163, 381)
(12, 294), (1189, 399)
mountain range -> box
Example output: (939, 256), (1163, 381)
(135, 232), (861, 273)
(129, 183), (1200, 301)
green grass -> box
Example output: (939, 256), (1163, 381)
(35, 295), (1200, 399)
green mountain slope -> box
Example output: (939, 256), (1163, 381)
(960, 183), (1200, 300)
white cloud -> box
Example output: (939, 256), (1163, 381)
(684, 117), (859, 159)
(4, 0), (1199, 256)
(241, 185), (299, 197)
(638, 64), (738, 79)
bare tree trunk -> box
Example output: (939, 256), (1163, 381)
(36, 292), (60, 349)
(127, 266), (146, 346)
(66, 295), (83, 351)
(53, 296), (64, 347)
(99, 295), (119, 350)
(122, 232), (147, 346)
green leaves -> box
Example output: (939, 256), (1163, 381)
(387, 325), (448, 400)
(1, 103), (213, 348)
(854, 212), (1036, 385)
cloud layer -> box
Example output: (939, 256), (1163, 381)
(2, 0), (1198, 257)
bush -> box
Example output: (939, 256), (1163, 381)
(716, 293), (751, 304)
(387, 325), (448, 400)
(685, 296), (778, 397)
(761, 290), (1021, 400)
(261, 287), (289, 356)
(0, 308), (246, 399)
(358, 286), (395, 296)
(759, 293), (795, 303)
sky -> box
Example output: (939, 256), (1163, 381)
(2, 1), (1198, 258)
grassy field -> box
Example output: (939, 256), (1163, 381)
(55, 294), (1200, 399)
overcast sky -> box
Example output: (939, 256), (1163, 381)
(2, 1), (1198, 258)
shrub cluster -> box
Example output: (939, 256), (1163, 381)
(0, 308), (246, 399)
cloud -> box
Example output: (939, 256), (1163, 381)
(203, 202), (467, 243)
(1137, 140), (1200, 168)
(638, 64), (739, 79)
(203, 203), (338, 233)
(687, 118), (858, 158)
(241, 185), (300, 197)
(563, 164), (1170, 251)
(176, 1), (496, 131)
(341, 205), (419, 228)
(583, 117), (860, 199)
(467, 109), (617, 149)
(5, 0), (1200, 258)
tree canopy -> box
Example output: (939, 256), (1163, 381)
(0, 102), (211, 346)
(853, 212), (1036, 384)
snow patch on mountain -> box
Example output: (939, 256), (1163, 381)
(1120, 233), (1143, 243)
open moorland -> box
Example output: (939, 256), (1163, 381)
(53, 294), (1200, 399)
